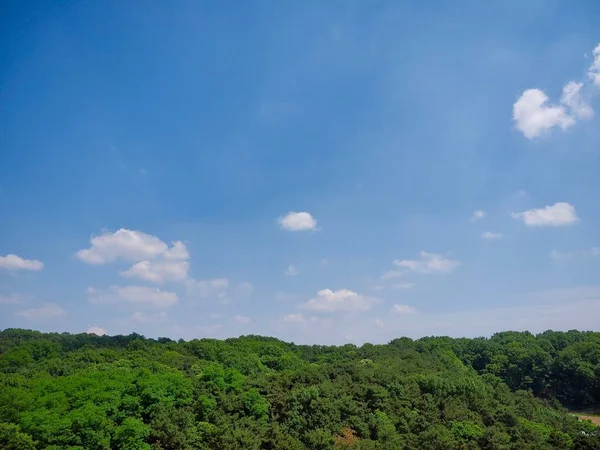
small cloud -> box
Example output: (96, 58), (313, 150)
(513, 88), (575, 139)
(392, 282), (415, 290)
(481, 231), (503, 240)
(381, 270), (404, 280)
(210, 313), (223, 319)
(233, 314), (251, 324)
(87, 326), (107, 336)
(284, 265), (299, 276)
(561, 81), (593, 119)
(471, 210), (486, 221)
(514, 43), (599, 139)
(16, 303), (66, 320)
(278, 212), (318, 231)
(394, 251), (460, 274)
(0, 254), (44, 271)
(550, 248), (599, 259)
(391, 304), (416, 314)
(300, 289), (378, 313)
(511, 202), (578, 227)
(374, 319), (384, 328)
(588, 43), (600, 86)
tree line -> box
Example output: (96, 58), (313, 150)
(0, 328), (599, 449)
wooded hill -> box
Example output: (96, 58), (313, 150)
(0, 328), (599, 449)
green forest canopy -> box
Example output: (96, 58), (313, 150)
(0, 328), (599, 449)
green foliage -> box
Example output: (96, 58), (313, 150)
(0, 422), (36, 450)
(0, 328), (599, 449)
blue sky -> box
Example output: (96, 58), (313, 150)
(1, 0), (600, 344)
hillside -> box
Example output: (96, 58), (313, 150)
(0, 328), (599, 449)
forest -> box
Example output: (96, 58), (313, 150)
(0, 328), (599, 449)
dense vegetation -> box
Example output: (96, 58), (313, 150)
(0, 328), (599, 449)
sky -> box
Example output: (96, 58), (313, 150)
(1, 0), (600, 344)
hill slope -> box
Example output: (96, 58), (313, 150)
(1, 328), (599, 449)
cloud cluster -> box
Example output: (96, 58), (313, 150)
(513, 42), (598, 139)
(77, 229), (190, 284)
(512, 202), (578, 227)
(0, 254), (44, 271)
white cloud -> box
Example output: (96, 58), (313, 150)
(300, 288), (378, 313)
(16, 303), (66, 320)
(513, 89), (575, 139)
(77, 229), (169, 264)
(88, 285), (178, 309)
(561, 81), (593, 119)
(394, 251), (460, 274)
(0, 254), (44, 271)
(381, 270), (404, 280)
(471, 210), (486, 221)
(284, 264), (300, 276)
(278, 212), (318, 231)
(163, 241), (190, 260)
(391, 304), (416, 314)
(511, 202), (578, 227)
(481, 231), (503, 240)
(374, 319), (384, 328)
(87, 326), (107, 335)
(393, 282), (415, 290)
(233, 314), (251, 324)
(283, 313), (307, 325)
(589, 43), (600, 86)
(77, 230), (191, 284)
(120, 259), (189, 284)
(186, 278), (229, 298)
(550, 248), (599, 259)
